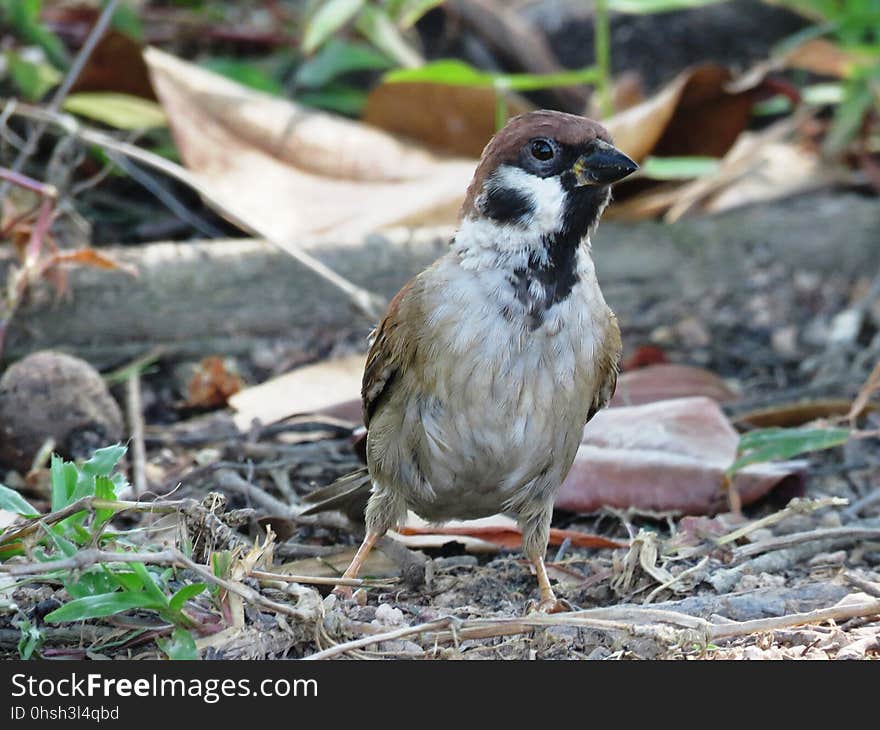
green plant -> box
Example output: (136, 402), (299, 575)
(777, 0), (880, 155)
(726, 426), (851, 476)
(0, 445), (209, 660)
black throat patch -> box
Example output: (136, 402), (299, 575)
(507, 185), (609, 330)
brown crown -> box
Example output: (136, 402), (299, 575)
(460, 110), (613, 220)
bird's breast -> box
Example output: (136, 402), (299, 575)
(390, 253), (613, 519)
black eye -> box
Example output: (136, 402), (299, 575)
(530, 139), (554, 161)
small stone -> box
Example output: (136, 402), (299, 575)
(771, 325), (799, 358)
(374, 603), (404, 626)
(0, 351), (123, 472)
(808, 551), (846, 566)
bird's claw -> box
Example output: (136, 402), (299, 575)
(527, 596), (572, 614)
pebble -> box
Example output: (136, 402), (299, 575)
(374, 603), (405, 626)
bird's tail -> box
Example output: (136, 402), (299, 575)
(300, 467), (372, 521)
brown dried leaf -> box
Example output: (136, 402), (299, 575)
(186, 356), (244, 409)
(556, 397), (804, 515)
(45, 248), (138, 276)
(364, 83), (531, 157)
(144, 48), (476, 240)
(606, 64), (755, 164)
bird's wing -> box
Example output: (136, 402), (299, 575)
(586, 314), (622, 424)
(361, 277), (422, 428)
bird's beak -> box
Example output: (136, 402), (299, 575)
(571, 140), (638, 186)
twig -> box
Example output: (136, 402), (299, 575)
(251, 569), (397, 589)
(126, 372), (147, 499)
(731, 525), (880, 564)
(643, 556), (709, 605)
(843, 573), (880, 599)
(305, 618), (454, 660)
(715, 497), (847, 546)
(0, 0), (120, 198)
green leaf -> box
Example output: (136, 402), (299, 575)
(6, 51), (61, 100)
(157, 627), (199, 660)
(63, 93), (167, 131)
(45, 591), (161, 623)
(50, 455), (78, 511)
(0, 484), (38, 517)
(302, 0), (366, 54)
(65, 568), (118, 599)
(640, 156), (720, 180)
(42, 524), (78, 558)
(295, 39), (393, 89)
(168, 583), (208, 613)
(200, 58), (284, 95)
(2, 0), (69, 68)
(81, 444), (127, 479)
(609, 0), (728, 13)
(93, 476), (117, 528)
(384, 59), (601, 91)
(355, 4), (421, 68)
(110, 4), (144, 41)
(298, 86), (368, 116)
(824, 79), (873, 156)
(105, 565), (145, 593)
(15, 618), (43, 660)
(130, 563), (169, 607)
(727, 427), (851, 476)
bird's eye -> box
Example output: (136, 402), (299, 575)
(530, 139), (555, 161)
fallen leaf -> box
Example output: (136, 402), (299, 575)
(69, 29), (156, 99)
(228, 354), (365, 431)
(62, 92), (167, 130)
(144, 47), (476, 239)
(44, 248), (138, 277)
(364, 82), (531, 157)
(395, 513), (626, 550)
(605, 64), (755, 165)
(186, 356), (244, 409)
(611, 364), (738, 407)
(556, 397), (805, 515)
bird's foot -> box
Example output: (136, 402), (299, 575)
(526, 596), (572, 614)
(332, 584), (353, 600)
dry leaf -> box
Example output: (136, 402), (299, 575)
(185, 356), (244, 409)
(364, 83), (531, 157)
(395, 513), (625, 550)
(70, 30), (156, 100)
(228, 354), (365, 431)
(45, 248), (138, 276)
(611, 364), (738, 407)
(605, 64), (755, 164)
(556, 397), (804, 515)
(144, 47), (476, 240)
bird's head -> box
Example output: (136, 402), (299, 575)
(460, 110), (637, 245)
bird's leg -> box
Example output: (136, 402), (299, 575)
(530, 554), (568, 613)
(332, 485), (404, 599)
(332, 531), (381, 598)
(521, 502), (570, 614)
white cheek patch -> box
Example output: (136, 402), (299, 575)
(493, 165), (567, 232)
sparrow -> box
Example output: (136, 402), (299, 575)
(306, 110), (637, 612)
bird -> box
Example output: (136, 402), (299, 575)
(305, 110), (637, 612)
